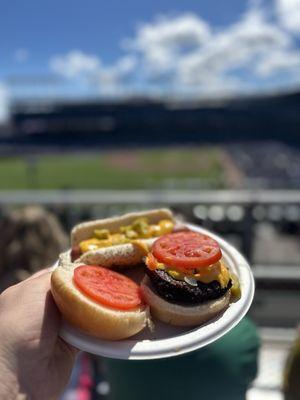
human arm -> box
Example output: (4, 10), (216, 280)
(0, 269), (78, 400)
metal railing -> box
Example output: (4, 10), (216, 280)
(1, 189), (300, 264)
(1, 189), (300, 204)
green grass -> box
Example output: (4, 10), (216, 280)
(0, 147), (223, 190)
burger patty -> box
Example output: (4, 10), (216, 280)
(146, 268), (232, 304)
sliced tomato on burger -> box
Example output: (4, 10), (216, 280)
(73, 265), (143, 310)
(152, 231), (222, 269)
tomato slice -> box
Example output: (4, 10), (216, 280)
(152, 231), (222, 269)
(73, 265), (143, 310)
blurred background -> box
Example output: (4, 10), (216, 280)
(1, 0), (300, 399)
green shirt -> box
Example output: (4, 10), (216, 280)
(103, 318), (260, 400)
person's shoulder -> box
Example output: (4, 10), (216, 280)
(221, 317), (261, 349)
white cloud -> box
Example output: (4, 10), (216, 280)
(176, 7), (291, 89)
(124, 7), (296, 95)
(0, 83), (9, 123)
(256, 49), (300, 76)
(48, 4), (300, 98)
(14, 49), (29, 63)
(93, 56), (136, 85)
(179, 10), (289, 77)
(276, 0), (300, 33)
(127, 13), (210, 51)
(125, 13), (210, 75)
(50, 51), (100, 78)
(91, 56), (137, 95)
(50, 51), (137, 95)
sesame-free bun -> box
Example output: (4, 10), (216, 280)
(140, 276), (230, 327)
(79, 239), (155, 267)
(51, 258), (149, 340)
(72, 208), (174, 268)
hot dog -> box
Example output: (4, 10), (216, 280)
(71, 208), (175, 268)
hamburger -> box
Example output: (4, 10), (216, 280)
(141, 230), (235, 327)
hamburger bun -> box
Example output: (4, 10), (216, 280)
(51, 259), (149, 340)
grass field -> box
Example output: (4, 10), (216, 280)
(0, 147), (223, 190)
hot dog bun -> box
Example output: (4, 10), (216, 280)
(51, 256), (149, 340)
(71, 208), (174, 246)
(140, 275), (230, 327)
(72, 208), (174, 267)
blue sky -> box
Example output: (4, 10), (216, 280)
(1, 0), (246, 67)
(1, 0), (300, 120)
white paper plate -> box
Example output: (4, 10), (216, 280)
(58, 223), (254, 360)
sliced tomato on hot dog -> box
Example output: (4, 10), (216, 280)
(74, 265), (143, 310)
(152, 231), (222, 269)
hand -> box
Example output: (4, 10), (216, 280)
(0, 269), (78, 400)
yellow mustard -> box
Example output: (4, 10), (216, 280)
(148, 259), (231, 288)
(79, 218), (174, 254)
(230, 272), (242, 299)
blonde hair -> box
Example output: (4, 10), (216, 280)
(0, 206), (68, 291)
